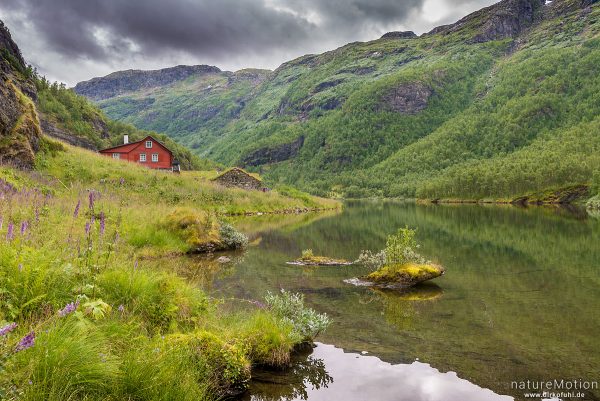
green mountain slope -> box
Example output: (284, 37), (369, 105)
(0, 20), (213, 171)
(75, 0), (600, 200)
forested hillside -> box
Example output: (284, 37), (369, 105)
(76, 0), (600, 200)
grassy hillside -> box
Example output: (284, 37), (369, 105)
(81, 0), (600, 201)
(36, 78), (217, 171)
(95, 69), (270, 152)
(0, 139), (337, 400)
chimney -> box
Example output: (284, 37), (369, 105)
(124, 135), (129, 144)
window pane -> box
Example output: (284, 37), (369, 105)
(152, 153), (159, 162)
(146, 141), (153, 148)
(140, 153), (146, 162)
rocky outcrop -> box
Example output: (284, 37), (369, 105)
(381, 31), (417, 39)
(242, 136), (304, 167)
(426, 0), (545, 42)
(381, 82), (432, 114)
(39, 117), (97, 150)
(314, 78), (346, 93)
(0, 19), (41, 169)
(0, 20), (25, 68)
(74, 65), (223, 101)
(348, 263), (445, 289)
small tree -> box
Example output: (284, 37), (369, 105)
(385, 227), (418, 265)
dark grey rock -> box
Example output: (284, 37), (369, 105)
(381, 31), (418, 39)
(381, 82), (432, 114)
(74, 65), (223, 101)
(242, 136), (305, 167)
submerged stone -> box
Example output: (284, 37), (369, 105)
(287, 255), (352, 266)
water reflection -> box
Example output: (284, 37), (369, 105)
(191, 202), (600, 400)
(244, 345), (333, 401)
(245, 343), (512, 401)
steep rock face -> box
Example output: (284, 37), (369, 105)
(382, 82), (432, 114)
(242, 136), (305, 167)
(39, 117), (96, 150)
(427, 0), (545, 42)
(0, 20), (41, 169)
(381, 31), (418, 39)
(74, 65), (222, 101)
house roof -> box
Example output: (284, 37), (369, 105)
(99, 135), (173, 155)
(213, 167), (262, 182)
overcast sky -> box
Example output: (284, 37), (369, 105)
(0, 0), (496, 86)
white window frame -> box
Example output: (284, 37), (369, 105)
(139, 153), (147, 162)
(152, 153), (159, 163)
(145, 140), (153, 149)
(112, 153), (120, 159)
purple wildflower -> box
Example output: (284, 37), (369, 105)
(88, 191), (95, 210)
(99, 212), (106, 236)
(117, 304), (125, 313)
(15, 331), (35, 352)
(18, 264), (23, 272)
(134, 260), (138, 270)
(114, 231), (120, 243)
(0, 322), (17, 337)
(85, 222), (91, 235)
(6, 222), (14, 241)
(119, 177), (125, 185)
(35, 208), (40, 223)
(0, 217), (3, 230)
(58, 300), (80, 317)
(73, 200), (81, 218)
(250, 300), (267, 309)
(20, 221), (28, 236)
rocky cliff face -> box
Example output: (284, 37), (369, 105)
(381, 31), (417, 39)
(0, 20), (41, 169)
(74, 65), (223, 101)
(241, 136), (305, 167)
(427, 0), (545, 42)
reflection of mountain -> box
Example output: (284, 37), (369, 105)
(212, 202), (600, 400)
(243, 346), (333, 401)
(230, 210), (341, 242)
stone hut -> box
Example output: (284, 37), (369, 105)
(212, 167), (263, 190)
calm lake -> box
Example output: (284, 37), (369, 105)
(182, 201), (600, 401)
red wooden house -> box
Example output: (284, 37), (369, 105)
(99, 135), (175, 170)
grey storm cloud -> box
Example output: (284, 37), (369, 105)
(0, 0), (497, 84)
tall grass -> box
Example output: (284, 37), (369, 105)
(0, 144), (333, 400)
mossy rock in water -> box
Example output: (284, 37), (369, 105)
(362, 263), (445, 288)
(287, 255), (352, 266)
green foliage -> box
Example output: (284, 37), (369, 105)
(166, 331), (251, 392)
(264, 290), (330, 341)
(385, 227), (418, 265)
(0, 148), (332, 400)
(34, 75), (212, 171)
(233, 311), (300, 367)
(8, 320), (118, 401)
(356, 249), (387, 271)
(357, 227), (429, 270)
(219, 222), (249, 250)
(88, 4), (600, 200)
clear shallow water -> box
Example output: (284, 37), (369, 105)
(187, 201), (600, 400)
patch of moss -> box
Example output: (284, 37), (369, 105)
(164, 208), (224, 253)
(365, 262), (445, 287)
(166, 331), (251, 395)
(290, 249), (352, 266)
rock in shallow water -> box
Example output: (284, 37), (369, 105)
(350, 263), (445, 289)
